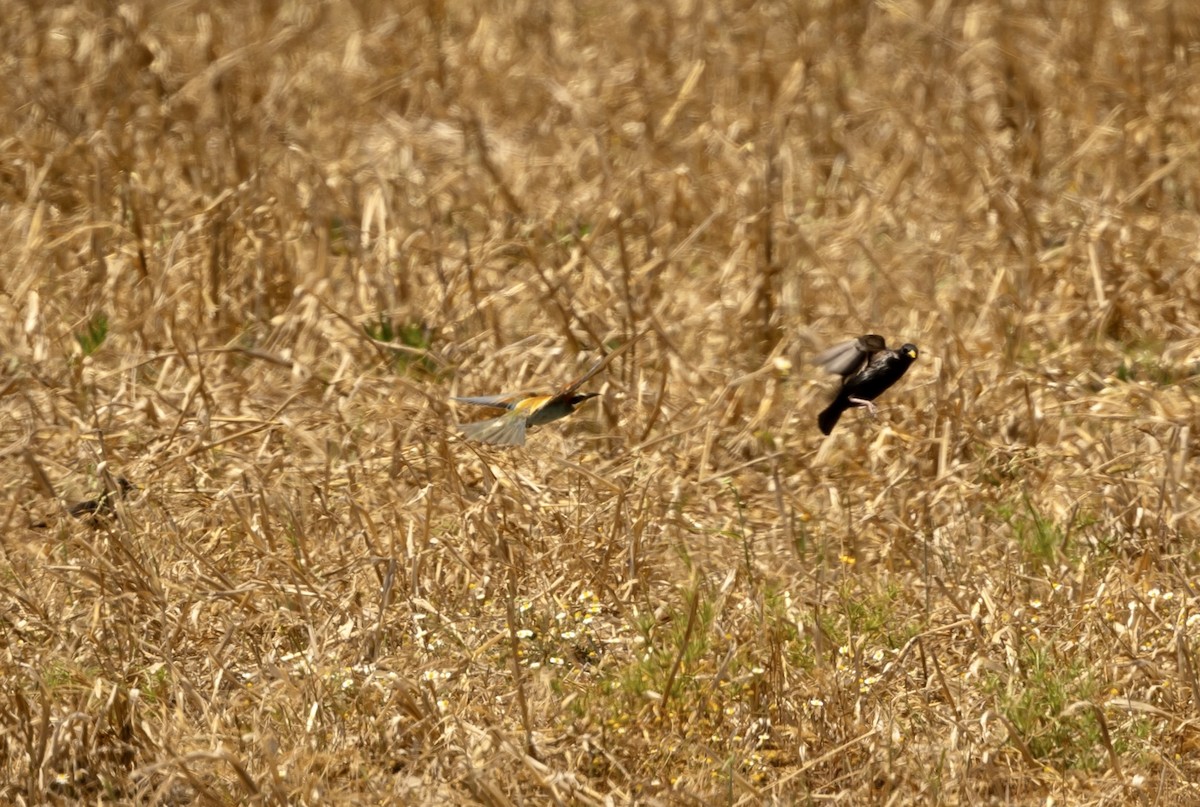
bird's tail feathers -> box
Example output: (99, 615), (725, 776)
(817, 401), (844, 435)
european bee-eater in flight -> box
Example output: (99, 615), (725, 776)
(454, 332), (643, 446)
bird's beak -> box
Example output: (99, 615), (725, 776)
(905, 347), (918, 359)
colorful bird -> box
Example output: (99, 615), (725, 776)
(815, 335), (918, 434)
(454, 332), (643, 446)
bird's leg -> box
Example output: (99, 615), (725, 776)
(848, 397), (878, 417)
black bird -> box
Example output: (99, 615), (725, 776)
(31, 476), (137, 528)
(815, 336), (918, 434)
(68, 476), (137, 519)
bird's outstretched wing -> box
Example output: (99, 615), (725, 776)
(814, 334), (887, 378)
(459, 411), (529, 446)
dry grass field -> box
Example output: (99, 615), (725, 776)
(2, 0), (1200, 803)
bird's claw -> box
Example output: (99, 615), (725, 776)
(849, 397), (878, 417)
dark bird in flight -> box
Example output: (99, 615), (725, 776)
(815, 335), (918, 434)
(31, 476), (137, 528)
(68, 476), (137, 519)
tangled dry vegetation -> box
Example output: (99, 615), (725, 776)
(2, 1), (1200, 804)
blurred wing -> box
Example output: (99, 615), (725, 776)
(814, 335), (886, 377)
(559, 329), (647, 395)
(814, 339), (868, 377)
(459, 412), (528, 446)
